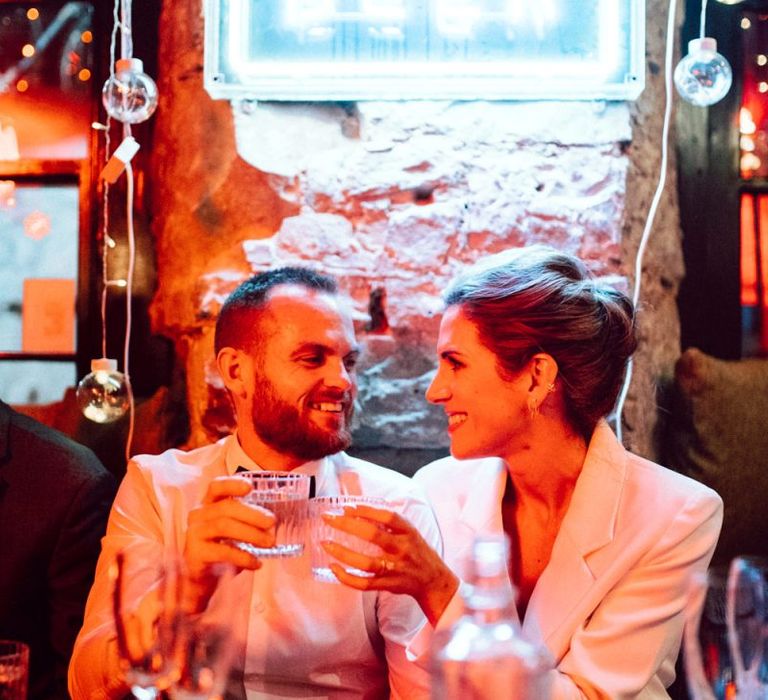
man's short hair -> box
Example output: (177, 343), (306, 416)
(214, 267), (338, 354)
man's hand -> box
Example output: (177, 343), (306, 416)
(182, 475), (276, 611)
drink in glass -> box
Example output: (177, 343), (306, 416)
(309, 495), (387, 583)
(0, 640), (28, 700)
(236, 471), (310, 558)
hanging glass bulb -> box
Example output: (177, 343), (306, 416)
(77, 358), (130, 424)
(674, 38), (733, 107)
(102, 58), (158, 124)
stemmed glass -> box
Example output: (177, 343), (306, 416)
(683, 567), (736, 700)
(726, 556), (768, 699)
(111, 549), (181, 699)
(169, 562), (238, 700)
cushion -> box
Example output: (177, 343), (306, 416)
(667, 348), (768, 564)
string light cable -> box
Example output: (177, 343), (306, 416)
(614, 0), (678, 443)
(77, 0), (157, 462)
(122, 152), (136, 462)
(98, 0), (119, 359)
(76, 0), (132, 440)
(615, 0), (733, 443)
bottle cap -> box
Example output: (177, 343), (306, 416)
(115, 57), (145, 75)
(472, 535), (507, 578)
(689, 37), (717, 54)
(91, 357), (118, 373)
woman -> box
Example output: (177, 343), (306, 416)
(323, 246), (723, 699)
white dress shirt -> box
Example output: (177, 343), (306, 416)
(69, 434), (441, 700)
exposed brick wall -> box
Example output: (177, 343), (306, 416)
(150, 0), (682, 463)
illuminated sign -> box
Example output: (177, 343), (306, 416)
(204, 0), (645, 101)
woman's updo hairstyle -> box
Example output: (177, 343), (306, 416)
(444, 245), (637, 438)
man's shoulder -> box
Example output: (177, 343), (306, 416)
(414, 455), (501, 491)
(331, 452), (442, 546)
(130, 438), (229, 485)
(331, 452), (426, 498)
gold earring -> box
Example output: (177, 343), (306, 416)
(528, 399), (539, 418)
(547, 383), (556, 393)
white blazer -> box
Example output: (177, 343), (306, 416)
(414, 421), (723, 700)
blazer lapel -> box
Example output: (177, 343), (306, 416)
(453, 457), (523, 625)
(522, 421), (628, 658)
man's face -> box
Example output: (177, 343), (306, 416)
(246, 286), (360, 463)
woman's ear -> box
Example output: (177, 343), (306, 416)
(216, 346), (250, 400)
(527, 353), (559, 397)
(524, 353), (559, 417)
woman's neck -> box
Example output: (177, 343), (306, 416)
(502, 417), (588, 512)
(501, 418), (590, 619)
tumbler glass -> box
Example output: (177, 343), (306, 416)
(235, 471), (310, 558)
(170, 562), (237, 700)
(727, 556), (768, 699)
(0, 640), (28, 700)
(111, 550), (182, 699)
(309, 495), (388, 583)
(684, 567), (736, 700)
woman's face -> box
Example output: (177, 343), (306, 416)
(426, 305), (532, 462)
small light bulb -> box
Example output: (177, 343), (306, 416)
(674, 38), (733, 107)
(76, 358), (130, 423)
(102, 58), (158, 124)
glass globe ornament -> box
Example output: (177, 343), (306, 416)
(674, 38), (733, 107)
(77, 358), (130, 424)
(102, 58), (158, 124)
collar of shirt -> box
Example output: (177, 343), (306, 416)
(224, 432), (341, 497)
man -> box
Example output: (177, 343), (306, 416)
(69, 267), (440, 699)
(0, 400), (115, 700)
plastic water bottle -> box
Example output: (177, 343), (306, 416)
(430, 534), (553, 699)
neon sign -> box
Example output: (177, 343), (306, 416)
(204, 0), (645, 101)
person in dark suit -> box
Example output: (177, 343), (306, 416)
(0, 400), (116, 700)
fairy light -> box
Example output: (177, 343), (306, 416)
(78, 0), (159, 462)
(673, 0), (733, 107)
(741, 107), (757, 134)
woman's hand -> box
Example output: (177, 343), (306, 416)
(321, 504), (459, 626)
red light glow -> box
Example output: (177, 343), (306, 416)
(741, 193), (768, 351)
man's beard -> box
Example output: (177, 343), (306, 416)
(249, 375), (353, 462)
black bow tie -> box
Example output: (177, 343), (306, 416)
(235, 466), (316, 499)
